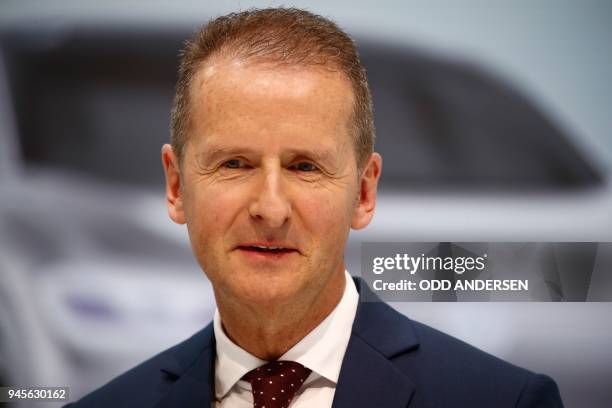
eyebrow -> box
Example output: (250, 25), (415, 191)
(195, 147), (251, 164)
(195, 146), (338, 165)
(285, 147), (337, 165)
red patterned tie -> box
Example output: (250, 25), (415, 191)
(242, 361), (312, 408)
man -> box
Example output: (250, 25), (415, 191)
(68, 8), (563, 407)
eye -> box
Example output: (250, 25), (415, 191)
(222, 159), (245, 169)
(292, 162), (318, 172)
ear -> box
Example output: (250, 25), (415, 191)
(351, 152), (382, 230)
(161, 144), (186, 225)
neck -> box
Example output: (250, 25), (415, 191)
(216, 269), (346, 360)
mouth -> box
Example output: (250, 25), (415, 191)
(236, 244), (299, 260)
(238, 245), (296, 253)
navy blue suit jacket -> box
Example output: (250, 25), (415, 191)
(68, 278), (564, 407)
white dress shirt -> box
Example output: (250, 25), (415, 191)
(213, 270), (359, 407)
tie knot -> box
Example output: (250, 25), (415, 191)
(242, 361), (311, 408)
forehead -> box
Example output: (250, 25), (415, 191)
(188, 58), (355, 152)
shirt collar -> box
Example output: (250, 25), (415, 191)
(214, 270), (359, 399)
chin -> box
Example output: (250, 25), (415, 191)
(225, 275), (306, 307)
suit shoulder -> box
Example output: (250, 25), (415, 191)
(407, 317), (534, 382)
(66, 325), (213, 408)
(352, 280), (564, 406)
(515, 372), (564, 408)
(403, 318), (563, 407)
(411, 318), (531, 376)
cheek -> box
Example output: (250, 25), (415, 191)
(299, 189), (354, 236)
(184, 185), (244, 240)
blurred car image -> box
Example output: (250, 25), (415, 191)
(1, 8), (611, 408)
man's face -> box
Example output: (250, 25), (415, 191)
(163, 59), (380, 309)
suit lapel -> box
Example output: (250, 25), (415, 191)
(154, 324), (216, 408)
(332, 278), (421, 408)
(332, 334), (416, 408)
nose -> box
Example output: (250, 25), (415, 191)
(248, 165), (292, 228)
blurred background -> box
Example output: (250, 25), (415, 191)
(0, 0), (611, 407)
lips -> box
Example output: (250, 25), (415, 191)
(237, 244), (297, 253)
(235, 243), (299, 259)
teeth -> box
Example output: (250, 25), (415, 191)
(252, 245), (283, 250)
